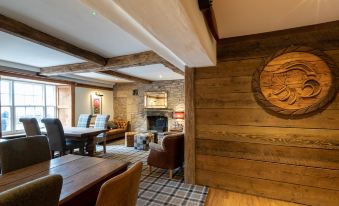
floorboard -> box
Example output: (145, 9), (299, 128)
(205, 188), (304, 206)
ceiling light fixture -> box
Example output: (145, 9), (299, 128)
(91, 11), (97, 16)
(159, 75), (163, 79)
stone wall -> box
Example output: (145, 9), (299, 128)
(113, 80), (184, 132)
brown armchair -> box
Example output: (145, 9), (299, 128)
(147, 132), (184, 178)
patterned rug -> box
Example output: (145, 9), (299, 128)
(96, 139), (208, 206)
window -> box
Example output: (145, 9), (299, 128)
(1, 78), (57, 134)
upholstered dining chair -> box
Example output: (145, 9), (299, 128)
(19, 117), (42, 137)
(0, 135), (51, 174)
(41, 118), (84, 158)
(94, 115), (110, 153)
(77, 114), (93, 128)
(96, 162), (142, 206)
(0, 174), (63, 206)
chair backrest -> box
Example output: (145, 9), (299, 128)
(0, 135), (51, 174)
(19, 118), (42, 136)
(77, 114), (92, 128)
(41, 118), (66, 151)
(96, 162), (142, 206)
(94, 115), (110, 138)
(0, 174), (63, 206)
(163, 132), (185, 161)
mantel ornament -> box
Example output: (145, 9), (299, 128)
(252, 46), (337, 117)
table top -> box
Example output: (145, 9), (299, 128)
(0, 155), (129, 204)
(42, 127), (107, 138)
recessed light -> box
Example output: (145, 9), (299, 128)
(159, 75), (163, 79)
(91, 11), (97, 16)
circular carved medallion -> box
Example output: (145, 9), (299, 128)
(252, 47), (337, 117)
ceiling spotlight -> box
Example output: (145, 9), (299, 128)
(91, 11), (97, 16)
(159, 75), (163, 79)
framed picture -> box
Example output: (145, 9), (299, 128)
(144, 91), (167, 109)
(91, 94), (102, 114)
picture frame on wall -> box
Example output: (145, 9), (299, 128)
(91, 93), (102, 114)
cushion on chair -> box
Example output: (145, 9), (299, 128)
(0, 175), (63, 206)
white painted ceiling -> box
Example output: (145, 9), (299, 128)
(0, 0), (148, 58)
(213, 0), (339, 38)
(0, 31), (85, 67)
(73, 72), (132, 83)
(118, 64), (184, 81)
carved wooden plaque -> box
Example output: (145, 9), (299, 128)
(252, 47), (337, 117)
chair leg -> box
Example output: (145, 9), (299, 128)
(79, 147), (85, 155)
(70, 149), (74, 154)
(169, 169), (173, 179)
(51, 151), (55, 159)
(148, 165), (152, 175)
(103, 140), (107, 154)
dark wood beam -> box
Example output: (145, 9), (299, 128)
(217, 20), (339, 62)
(100, 70), (152, 84)
(0, 14), (106, 66)
(40, 51), (184, 76)
(0, 69), (113, 91)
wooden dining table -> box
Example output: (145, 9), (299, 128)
(42, 127), (107, 156)
(0, 155), (129, 206)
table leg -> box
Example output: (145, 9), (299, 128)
(86, 136), (96, 157)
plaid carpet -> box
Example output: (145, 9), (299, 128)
(96, 139), (208, 206)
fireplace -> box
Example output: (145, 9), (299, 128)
(147, 116), (168, 132)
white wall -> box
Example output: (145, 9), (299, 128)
(74, 87), (113, 125)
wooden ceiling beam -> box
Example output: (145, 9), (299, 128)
(40, 51), (185, 76)
(100, 70), (152, 84)
(0, 14), (106, 66)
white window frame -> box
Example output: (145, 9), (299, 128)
(1, 78), (57, 135)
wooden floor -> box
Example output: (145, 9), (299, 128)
(205, 189), (303, 206)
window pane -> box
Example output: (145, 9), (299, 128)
(46, 106), (56, 118)
(46, 85), (56, 106)
(14, 82), (44, 106)
(1, 80), (12, 105)
(1, 107), (11, 132)
(15, 107), (44, 131)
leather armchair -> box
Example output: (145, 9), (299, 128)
(147, 132), (184, 178)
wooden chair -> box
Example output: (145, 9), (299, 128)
(96, 162), (142, 206)
(0, 135), (51, 174)
(41, 118), (84, 157)
(94, 115), (110, 153)
(0, 175), (63, 206)
(77, 114), (93, 128)
(19, 117), (42, 137)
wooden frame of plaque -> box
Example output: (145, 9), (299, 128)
(252, 46), (337, 118)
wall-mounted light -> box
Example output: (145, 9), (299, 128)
(173, 111), (184, 119)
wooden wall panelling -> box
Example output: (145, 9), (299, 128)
(196, 124), (339, 150)
(196, 139), (339, 170)
(196, 154), (339, 190)
(185, 67), (195, 184)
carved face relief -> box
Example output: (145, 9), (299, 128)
(253, 48), (336, 117)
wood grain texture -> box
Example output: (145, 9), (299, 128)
(196, 124), (339, 150)
(40, 51), (184, 76)
(217, 20), (339, 61)
(198, 170), (339, 206)
(192, 22), (339, 205)
(0, 14), (106, 65)
(197, 154), (339, 190)
(205, 189), (303, 206)
(196, 139), (339, 169)
(184, 67), (195, 184)
(0, 155), (128, 206)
